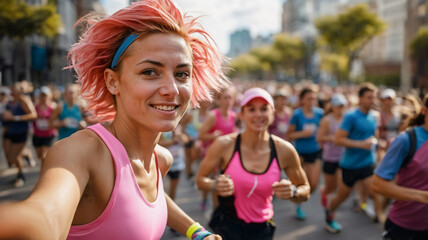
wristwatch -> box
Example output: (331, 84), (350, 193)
(291, 185), (298, 198)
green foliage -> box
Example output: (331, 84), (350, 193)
(0, 0), (62, 39)
(319, 52), (348, 82)
(229, 54), (264, 79)
(272, 33), (305, 68)
(410, 27), (428, 59)
(229, 33), (306, 79)
(315, 4), (386, 55)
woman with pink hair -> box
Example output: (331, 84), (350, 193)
(0, 1), (226, 239)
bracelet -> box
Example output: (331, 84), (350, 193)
(193, 230), (213, 240)
(14, 115), (21, 121)
(211, 178), (217, 192)
(186, 222), (203, 240)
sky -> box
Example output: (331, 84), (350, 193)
(100, 0), (283, 54)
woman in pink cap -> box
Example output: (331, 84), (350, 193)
(0, 1), (225, 239)
(197, 87), (310, 240)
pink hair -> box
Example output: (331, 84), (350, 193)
(67, 0), (228, 122)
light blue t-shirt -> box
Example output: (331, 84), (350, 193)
(290, 107), (324, 154)
(339, 109), (378, 169)
(375, 126), (428, 180)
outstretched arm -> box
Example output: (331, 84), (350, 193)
(0, 132), (93, 239)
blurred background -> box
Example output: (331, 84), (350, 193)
(0, 0), (427, 93)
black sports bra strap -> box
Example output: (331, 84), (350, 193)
(234, 134), (241, 153)
(269, 135), (278, 161)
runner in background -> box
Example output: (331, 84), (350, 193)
(372, 94), (428, 240)
(32, 86), (57, 165)
(286, 87), (324, 220)
(50, 84), (87, 140)
(378, 89), (400, 163)
(197, 87), (310, 240)
(158, 125), (188, 201)
(325, 83), (383, 233)
(1, 82), (37, 187)
(198, 87), (239, 210)
(268, 89), (292, 140)
(180, 100), (211, 180)
(316, 94), (347, 209)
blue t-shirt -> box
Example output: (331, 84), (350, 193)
(290, 107), (324, 154)
(339, 109), (378, 169)
(375, 126), (428, 180)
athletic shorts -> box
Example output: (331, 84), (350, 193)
(383, 218), (428, 240)
(323, 161), (340, 175)
(167, 170), (181, 180)
(300, 150), (322, 163)
(3, 131), (28, 143)
(32, 135), (55, 147)
(209, 207), (276, 240)
(341, 165), (374, 187)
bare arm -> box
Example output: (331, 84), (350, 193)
(198, 112), (220, 142)
(49, 102), (65, 129)
(156, 145), (221, 239)
(333, 129), (372, 150)
(371, 175), (428, 204)
(19, 96), (37, 121)
(274, 138), (310, 203)
(285, 124), (314, 141)
(316, 117), (332, 144)
(0, 133), (92, 239)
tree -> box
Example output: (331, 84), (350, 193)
(0, 0), (61, 39)
(0, 0), (62, 84)
(272, 33), (305, 78)
(229, 54), (264, 79)
(315, 4), (386, 82)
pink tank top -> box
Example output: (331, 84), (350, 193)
(209, 108), (237, 136)
(33, 104), (56, 137)
(67, 123), (167, 240)
(222, 134), (281, 223)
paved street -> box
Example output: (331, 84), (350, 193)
(0, 155), (383, 240)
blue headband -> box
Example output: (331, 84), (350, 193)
(110, 33), (140, 69)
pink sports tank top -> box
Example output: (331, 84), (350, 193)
(33, 104), (56, 137)
(221, 134), (281, 223)
(209, 108), (237, 136)
(67, 123), (167, 240)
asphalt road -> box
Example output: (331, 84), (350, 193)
(0, 157), (383, 240)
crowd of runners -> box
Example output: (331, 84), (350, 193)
(0, 0), (427, 239)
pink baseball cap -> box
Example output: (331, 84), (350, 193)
(240, 87), (274, 108)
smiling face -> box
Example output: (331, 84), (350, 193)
(109, 33), (193, 133)
(240, 98), (274, 132)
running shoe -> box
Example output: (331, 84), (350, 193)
(321, 189), (328, 208)
(325, 220), (342, 233)
(296, 205), (306, 220)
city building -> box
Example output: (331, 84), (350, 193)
(402, 0), (428, 90)
(227, 29), (252, 58)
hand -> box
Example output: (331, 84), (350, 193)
(215, 174), (234, 197)
(360, 137), (377, 150)
(2, 111), (14, 121)
(301, 129), (315, 138)
(272, 179), (294, 200)
(203, 234), (222, 240)
(213, 130), (222, 138)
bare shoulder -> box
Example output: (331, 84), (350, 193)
(46, 129), (106, 168)
(154, 144), (173, 177)
(271, 135), (299, 168)
(212, 132), (238, 150)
